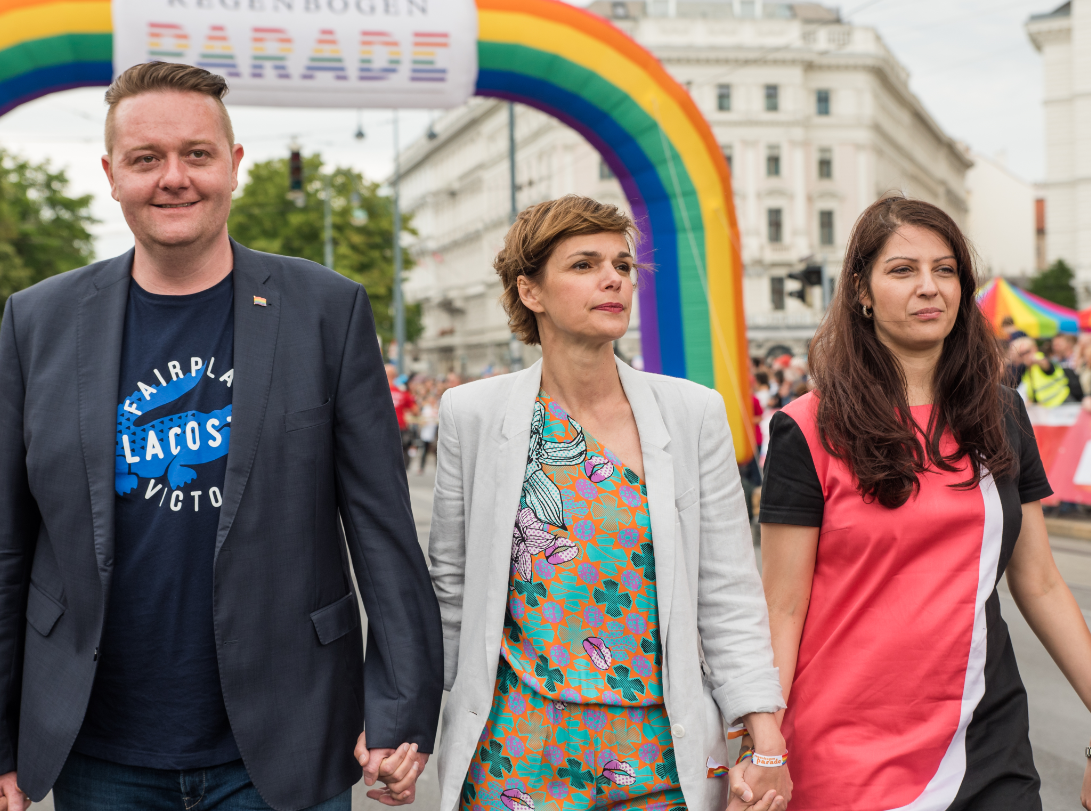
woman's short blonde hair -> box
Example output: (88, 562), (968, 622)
(495, 195), (641, 346)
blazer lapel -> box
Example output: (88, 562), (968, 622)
(215, 241), (281, 556)
(77, 251), (133, 593)
(484, 361), (543, 654)
(616, 359), (676, 645)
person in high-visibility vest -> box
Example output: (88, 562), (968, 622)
(1011, 336), (1084, 406)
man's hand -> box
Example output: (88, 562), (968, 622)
(726, 763), (787, 811)
(1081, 756), (1090, 810)
(737, 761), (791, 809)
(355, 731), (429, 806)
(0, 772), (29, 811)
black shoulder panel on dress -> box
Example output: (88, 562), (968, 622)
(1000, 387), (1053, 504)
(760, 411), (824, 527)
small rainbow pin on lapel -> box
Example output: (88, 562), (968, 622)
(253, 296), (267, 307)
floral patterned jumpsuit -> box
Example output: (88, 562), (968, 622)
(460, 393), (686, 811)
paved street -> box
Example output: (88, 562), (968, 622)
(35, 467), (1091, 810)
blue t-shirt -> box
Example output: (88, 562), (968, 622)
(74, 273), (241, 769)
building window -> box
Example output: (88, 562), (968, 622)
(765, 85), (779, 112)
(816, 89), (830, 116)
(721, 144), (733, 173)
(766, 145), (781, 177)
(717, 84), (732, 112)
(611, 1), (629, 18)
(771, 276), (785, 310)
(599, 160), (615, 180)
(740, 0), (756, 18)
(768, 208), (783, 243)
(817, 147), (833, 179)
(819, 210), (835, 246)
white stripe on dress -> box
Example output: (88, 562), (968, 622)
(886, 470), (1003, 811)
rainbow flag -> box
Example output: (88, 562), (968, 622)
(976, 277), (1080, 338)
(0, 0), (113, 117)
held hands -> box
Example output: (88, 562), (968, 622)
(725, 725), (791, 811)
(0, 772), (29, 811)
(726, 761), (791, 811)
(355, 731), (429, 806)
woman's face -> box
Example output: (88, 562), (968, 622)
(861, 224), (962, 356)
(519, 231), (634, 348)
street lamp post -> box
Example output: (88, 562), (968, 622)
(323, 171), (333, 270)
(508, 102), (522, 372)
(392, 110), (406, 376)
(508, 102), (517, 225)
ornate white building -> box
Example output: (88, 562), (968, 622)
(399, 0), (971, 375)
(1027, 1), (1091, 301)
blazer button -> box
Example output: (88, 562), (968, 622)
(671, 724), (685, 738)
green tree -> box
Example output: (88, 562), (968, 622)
(0, 148), (96, 314)
(1028, 259), (1078, 310)
(227, 154), (419, 344)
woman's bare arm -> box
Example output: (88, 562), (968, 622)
(1005, 500), (1091, 809)
(760, 523), (820, 713)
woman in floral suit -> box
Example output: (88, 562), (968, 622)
(427, 196), (789, 811)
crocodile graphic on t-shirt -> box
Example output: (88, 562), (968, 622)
(114, 368), (232, 495)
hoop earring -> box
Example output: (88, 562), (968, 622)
(862, 304), (873, 319)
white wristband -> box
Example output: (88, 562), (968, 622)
(751, 752), (787, 768)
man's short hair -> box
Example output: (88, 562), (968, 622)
(104, 62), (234, 154)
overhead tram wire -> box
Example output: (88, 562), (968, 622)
(887, 0), (1052, 35)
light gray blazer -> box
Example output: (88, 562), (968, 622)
(428, 358), (784, 811)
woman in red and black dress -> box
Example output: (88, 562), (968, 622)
(759, 195), (1091, 811)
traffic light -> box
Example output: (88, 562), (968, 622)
(787, 264), (824, 305)
(289, 148), (303, 191)
(288, 147), (305, 207)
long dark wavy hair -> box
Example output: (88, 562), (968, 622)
(808, 195), (1015, 508)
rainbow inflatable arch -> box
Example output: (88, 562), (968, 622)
(0, 0), (754, 460)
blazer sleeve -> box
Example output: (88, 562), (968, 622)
(332, 286), (443, 752)
(0, 298), (39, 774)
(695, 390), (786, 723)
(427, 390), (465, 691)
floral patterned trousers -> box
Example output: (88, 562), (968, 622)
(461, 660), (686, 811)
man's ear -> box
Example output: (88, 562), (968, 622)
(102, 154), (120, 202)
(231, 143), (245, 191)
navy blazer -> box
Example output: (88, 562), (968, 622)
(0, 241), (443, 811)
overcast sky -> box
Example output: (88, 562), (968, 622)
(0, 0), (1058, 260)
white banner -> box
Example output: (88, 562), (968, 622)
(112, 0), (478, 109)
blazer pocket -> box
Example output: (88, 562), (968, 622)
(285, 398), (333, 432)
(26, 581), (65, 637)
(310, 592), (359, 645)
(675, 487), (698, 513)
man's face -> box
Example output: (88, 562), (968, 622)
(103, 91), (243, 251)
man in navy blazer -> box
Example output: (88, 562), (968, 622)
(0, 62), (442, 811)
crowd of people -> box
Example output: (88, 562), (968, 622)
(386, 366), (473, 473)
(1000, 317), (1091, 408)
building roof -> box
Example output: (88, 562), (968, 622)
(791, 3), (841, 22)
(587, 0), (839, 21)
(1029, 1), (1070, 21)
